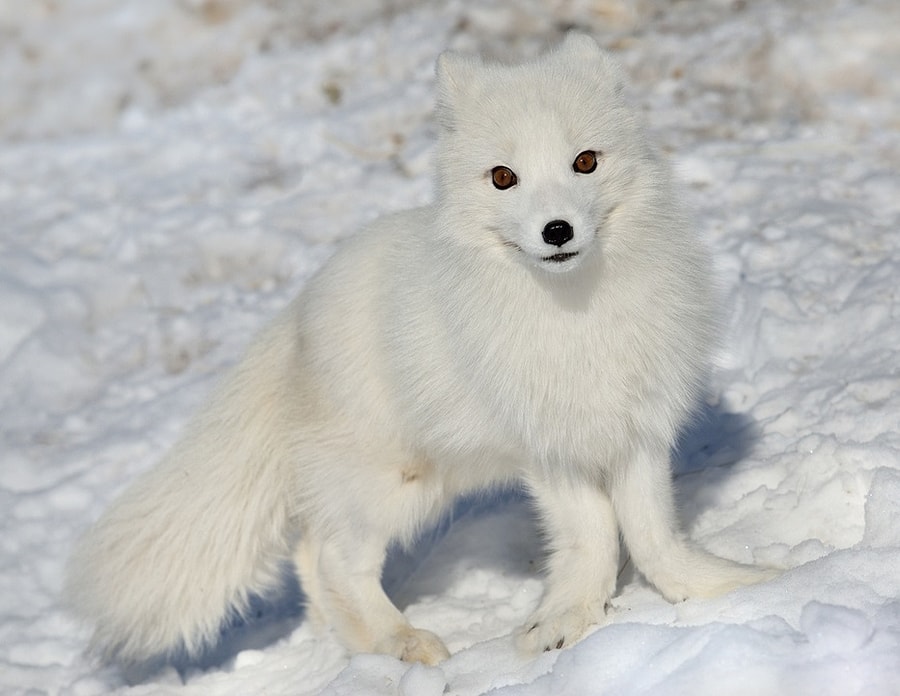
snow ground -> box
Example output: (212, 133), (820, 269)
(1, 0), (899, 694)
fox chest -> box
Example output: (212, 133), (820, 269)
(482, 326), (640, 448)
(431, 302), (673, 467)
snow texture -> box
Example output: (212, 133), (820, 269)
(1, 0), (899, 694)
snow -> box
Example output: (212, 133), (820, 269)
(1, 0), (899, 694)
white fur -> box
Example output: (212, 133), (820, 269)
(66, 34), (775, 668)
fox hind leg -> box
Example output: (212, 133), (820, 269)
(292, 449), (451, 664)
(294, 531), (449, 664)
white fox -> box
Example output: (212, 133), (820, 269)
(66, 34), (775, 668)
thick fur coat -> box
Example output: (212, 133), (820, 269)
(66, 34), (774, 668)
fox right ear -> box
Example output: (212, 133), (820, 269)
(435, 51), (481, 130)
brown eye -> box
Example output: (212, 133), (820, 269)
(491, 166), (518, 190)
(573, 150), (598, 174)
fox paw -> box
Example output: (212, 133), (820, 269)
(516, 600), (607, 654)
(653, 562), (780, 602)
(375, 627), (450, 666)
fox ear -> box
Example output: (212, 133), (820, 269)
(560, 32), (626, 95)
(435, 51), (482, 130)
(560, 32), (602, 60)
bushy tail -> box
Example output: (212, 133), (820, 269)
(65, 312), (300, 665)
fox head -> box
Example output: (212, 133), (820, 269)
(434, 33), (662, 275)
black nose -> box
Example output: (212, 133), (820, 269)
(542, 219), (574, 247)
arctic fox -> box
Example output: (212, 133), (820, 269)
(67, 34), (774, 668)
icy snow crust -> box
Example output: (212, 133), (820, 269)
(1, 1), (899, 694)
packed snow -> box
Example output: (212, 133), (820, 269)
(1, 1), (899, 694)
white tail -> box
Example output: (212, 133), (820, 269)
(65, 313), (299, 664)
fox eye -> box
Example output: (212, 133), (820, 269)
(491, 166), (518, 190)
(573, 150), (599, 174)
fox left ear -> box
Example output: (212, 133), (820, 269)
(560, 32), (603, 60)
(435, 51), (482, 131)
(560, 32), (626, 95)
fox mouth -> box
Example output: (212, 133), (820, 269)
(498, 239), (584, 269)
(543, 251), (579, 263)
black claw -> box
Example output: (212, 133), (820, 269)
(555, 638), (565, 650)
(527, 623), (538, 634)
